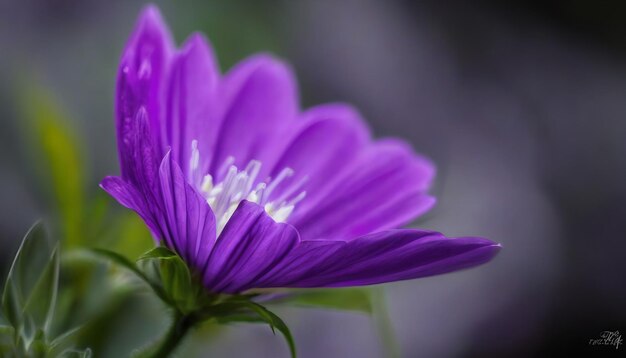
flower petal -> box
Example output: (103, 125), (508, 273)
(209, 54), (299, 181)
(158, 151), (217, 270)
(264, 230), (500, 288)
(100, 176), (161, 240)
(102, 107), (165, 243)
(202, 200), (299, 293)
(116, 107), (161, 203)
(117, 4), (174, 164)
(291, 139), (436, 240)
(253, 239), (345, 288)
(265, 103), (370, 208)
(165, 33), (220, 184)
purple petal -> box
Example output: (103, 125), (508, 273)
(101, 107), (164, 243)
(100, 176), (161, 240)
(158, 152), (217, 270)
(291, 139), (436, 240)
(202, 200), (299, 293)
(264, 230), (500, 288)
(209, 54), (299, 181)
(265, 103), (370, 208)
(116, 107), (161, 202)
(164, 33), (220, 183)
(253, 239), (345, 288)
(117, 4), (174, 164)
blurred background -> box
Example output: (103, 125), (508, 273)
(0, 0), (625, 357)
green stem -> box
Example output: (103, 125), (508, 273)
(150, 312), (196, 358)
(372, 288), (400, 358)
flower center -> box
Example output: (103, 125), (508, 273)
(188, 140), (307, 235)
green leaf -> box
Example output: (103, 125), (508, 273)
(26, 336), (47, 358)
(58, 347), (92, 358)
(137, 246), (177, 261)
(89, 248), (148, 283)
(2, 222), (50, 330)
(18, 82), (85, 248)
(214, 314), (266, 324)
(89, 248), (171, 305)
(0, 325), (15, 352)
(23, 245), (60, 335)
(245, 302), (296, 358)
(274, 288), (373, 314)
(2, 281), (21, 340)
(48, 326), (84, 357)
(212, 301), (296, 358)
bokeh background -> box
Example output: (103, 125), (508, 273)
(0, 0), (625, 357)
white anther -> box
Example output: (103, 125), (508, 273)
(189, 141), (306, 235)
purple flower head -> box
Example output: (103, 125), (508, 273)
(101, 5), (500, 294)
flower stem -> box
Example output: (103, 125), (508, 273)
(150, 312), (196, 358)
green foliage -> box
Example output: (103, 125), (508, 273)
(2, 222), (55, 340)
(0, 325), (15, 354)
(268, 287), (374, 314)
(94, 246), (297, 357)
(1, 222), (89, 357)
(93, 246), (213, 315)
(90, 248), (179, 308)
(371, 288), (401, 358)
(212, 300), (296, 358)
(58, 348), (92, 358)
(14, 79), (157, 356)
(48, 326), (84, 357)
(137, 248), (198, 314)
(18, 83), (85, 249)
(91, 243), (406, 358)
(112, 213), (155, 259)
(89, 248), (150, 286)
(22, 246), (59, 338)
(17, 80), (154, 256)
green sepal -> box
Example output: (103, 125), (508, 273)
(207, 300), (296, 358)
(137, 247), (197, 313)
(92, 246), (298, 357)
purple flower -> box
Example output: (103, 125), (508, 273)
(101, 5), (500, 294)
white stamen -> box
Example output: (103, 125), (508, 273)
(187, 140), (305, 235)
(217, 156), (235, 180)
(263, 167), (293, 202)
(201, 174), (213, 193)
(287, 191), (307, 207)
(188, 140), (200, 185)
(274, 175), (309, 204)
